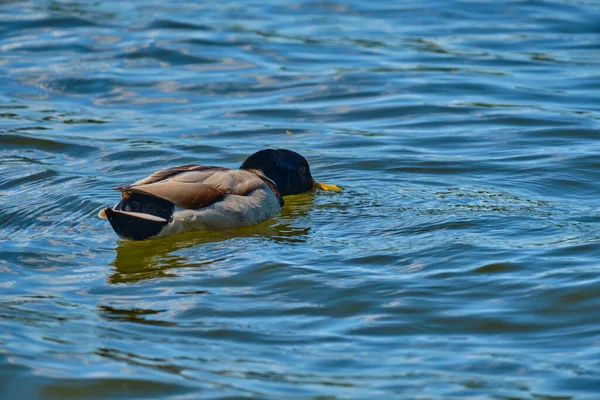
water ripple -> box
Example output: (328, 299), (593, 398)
(1, 0), (600, 398)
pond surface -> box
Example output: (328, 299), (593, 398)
(1, 0), (600, 398)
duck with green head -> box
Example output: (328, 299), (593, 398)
(98, 149), (340, 240)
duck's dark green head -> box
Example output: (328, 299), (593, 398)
(241, 149), (314, 196)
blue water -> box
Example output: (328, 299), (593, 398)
(1, 0), (600, 398)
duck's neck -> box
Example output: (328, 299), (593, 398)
(243, 168), (284, 207)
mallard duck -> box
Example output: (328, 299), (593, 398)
(98, 149), (340, 240)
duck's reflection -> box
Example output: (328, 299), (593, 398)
(97, 305), (177, 326)
(108, 192), (314, 284)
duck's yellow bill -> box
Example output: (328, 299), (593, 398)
(314, 181), (342, 191)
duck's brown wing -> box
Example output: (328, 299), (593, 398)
(114, 166), (266, 210)
(124, 165), (227, 187)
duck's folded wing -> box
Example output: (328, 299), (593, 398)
(126, 165), (227, 186)
(114, 166), (266, 210)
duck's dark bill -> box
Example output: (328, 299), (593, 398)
(103, 208), (168, 240)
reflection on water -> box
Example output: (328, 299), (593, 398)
(110, 193), (313, 284)
(2, 0), (600, 398)
(98, 305), (177, 327)
(111, 234), (229, 284)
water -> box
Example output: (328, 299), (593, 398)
(1, 0), (600, 398)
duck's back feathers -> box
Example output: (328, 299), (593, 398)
(126, 165), (226, 187)
(114, 165), (273, 210)
(117, 174), (224, 210)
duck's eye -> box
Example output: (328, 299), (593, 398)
(298, 165), (306, 174)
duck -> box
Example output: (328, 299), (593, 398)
(98, 149), (341, 240)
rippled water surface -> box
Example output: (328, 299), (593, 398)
(2, 0), (600, 398)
